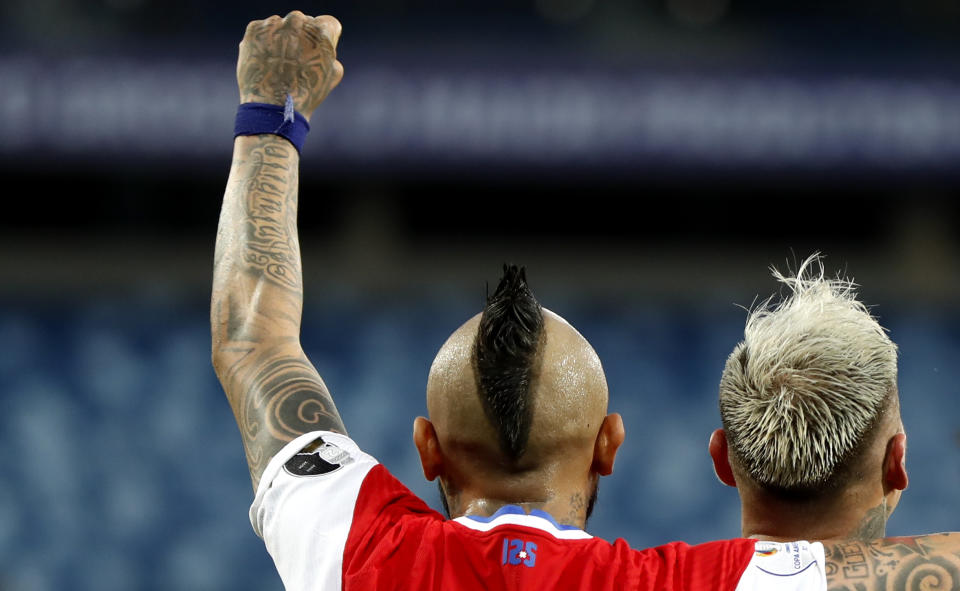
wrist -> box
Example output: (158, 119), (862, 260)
(234, 94), (310, 154)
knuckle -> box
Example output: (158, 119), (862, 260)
(251, 15), (279, 33)
(315, 15), (341, 32)
(284, 10), (306, 23)
(309, 16), (341, 44)
(303, 18), (336, 43)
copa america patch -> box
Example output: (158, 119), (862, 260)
(754, 541), (780, 557)
(752, 541), (818, 576)
(283, 436), (353, 477)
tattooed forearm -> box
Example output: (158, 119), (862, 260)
(212, 136), (302, 352)
(230, 137), (302, 292)
(825, 533), (960, 591)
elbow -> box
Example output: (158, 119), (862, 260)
(210, 334), (232, 383)
(211, 349), (224, 379)
(211, 347), (227, 383)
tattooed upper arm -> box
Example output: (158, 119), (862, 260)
(218, 341), (345, 491)
(824, 533), (960, 591)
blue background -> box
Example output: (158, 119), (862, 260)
(1, 288), (957, 589)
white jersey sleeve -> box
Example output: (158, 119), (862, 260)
(736, 541), (827, 591)
(249, 431), (378, 591)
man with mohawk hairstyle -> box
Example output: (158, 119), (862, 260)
(709, 253), (960, 589)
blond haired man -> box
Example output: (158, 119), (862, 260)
(709, 255), (960, 588)
(710, 254), (907, 541)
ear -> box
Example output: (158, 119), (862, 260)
(592, 413), (625, 476)
(882, 432), (908, 492)
(413, 416), (443, 481)
(709, 428), (738, 488)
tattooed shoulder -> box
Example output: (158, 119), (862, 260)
(824, 534), (960, 591)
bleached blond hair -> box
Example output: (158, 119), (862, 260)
(719, 254), (898, 494)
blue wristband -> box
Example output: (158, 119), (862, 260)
(234, 95), (310, 154)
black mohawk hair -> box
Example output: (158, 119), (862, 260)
(474, 264), (545, 460)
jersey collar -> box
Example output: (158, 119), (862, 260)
(454, 504), (593, 540)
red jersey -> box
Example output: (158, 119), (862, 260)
(250, 432), (827, 591)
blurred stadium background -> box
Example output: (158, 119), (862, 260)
(1, 0), (958, 589)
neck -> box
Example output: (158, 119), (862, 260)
(741, 489), (887, 542)
(448, 479), (596, 529)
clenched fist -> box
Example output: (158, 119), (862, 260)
(237, 11), (343, 121)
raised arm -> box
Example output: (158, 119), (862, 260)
(825, 533), (960, 590)
(211, 11), (346, 491)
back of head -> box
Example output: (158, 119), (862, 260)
(718, 254), (899, 499)
(427, 264), (609, 477)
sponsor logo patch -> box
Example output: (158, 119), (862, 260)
(283, 437), (353, 477)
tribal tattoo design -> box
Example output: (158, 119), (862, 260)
(825, 534), (960, 591)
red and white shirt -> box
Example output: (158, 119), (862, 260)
(250, 431), (827, 591)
